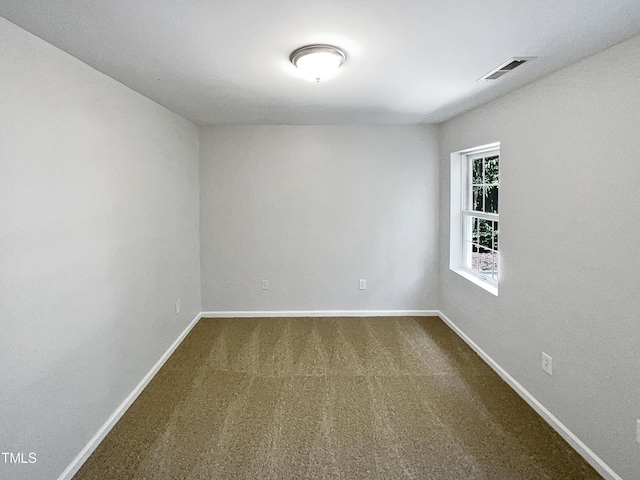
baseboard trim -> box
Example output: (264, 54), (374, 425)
(436, 310), (622, 480)
(57, 312), (202, 480)
(201, 310), (439, 318)
(58, 309), (618, 480)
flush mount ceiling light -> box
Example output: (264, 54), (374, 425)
(290, 44), (347, 82)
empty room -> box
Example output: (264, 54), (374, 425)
(1, 1), (639, 479)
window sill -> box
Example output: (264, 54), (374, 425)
(451, 268), (498, 296)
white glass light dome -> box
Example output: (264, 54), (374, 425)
(290, 45), (347, 82)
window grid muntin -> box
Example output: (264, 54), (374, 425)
(467, 151), (499, 214)
(463, 214), (499, 282)
(462, 148), (499, 285)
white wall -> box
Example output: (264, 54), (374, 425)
(6, 7), (636, 479)
(200, 126), (439, 312)
(439, 34), (640, 479)
(0, 18), (201, 480)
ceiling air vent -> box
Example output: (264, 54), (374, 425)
(479, 57), (537, 81)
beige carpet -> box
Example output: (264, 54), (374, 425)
(73, 317), (602, 479)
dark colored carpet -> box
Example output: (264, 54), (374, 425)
(73, 317), (602, 479)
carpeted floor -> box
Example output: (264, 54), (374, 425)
(73, 317), (602, 479)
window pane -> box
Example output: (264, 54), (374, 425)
(478, 218), (492, 249)
(471, 217), (479, 244)
(485, 156), (499, 184)
(472, 158), (483, 184)
(492, 253), (498, 281)
(473, 186), (483, 211)
(464, 240), (474, 270)
(492, 221), (499, 251)
(463, 215), (474, 242)
(477, 247), (493, 274)
(484, 185), (498, 213)
(471, 244), (480, 272)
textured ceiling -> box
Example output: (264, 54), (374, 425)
(1, 0), (640, 125)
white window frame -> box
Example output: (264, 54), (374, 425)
(449, 143), (500, 296)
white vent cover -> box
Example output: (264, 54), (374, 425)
(479, 57), (537, 80)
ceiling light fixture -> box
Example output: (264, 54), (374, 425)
(290, 44), (347, 82)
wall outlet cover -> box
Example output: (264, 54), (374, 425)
(541, 352), (553, 376)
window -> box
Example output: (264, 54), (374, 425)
(450, 143), (500, 295)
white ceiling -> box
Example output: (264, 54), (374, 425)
(1, 0), (640, 125)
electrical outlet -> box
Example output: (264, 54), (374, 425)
(262, 280), (269, 290)
(175, 299), (181, 315)
(541, 352), (553, 376)
(359, 279), (366, 290)
(636, 419), (640, 445)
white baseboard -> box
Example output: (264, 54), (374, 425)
(200, 310), (439, 318)
(436, 310), (622, 480)
(59, 309), (618, 480)
(57, 309), (432, 479)
(57, 312), (202, 480)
